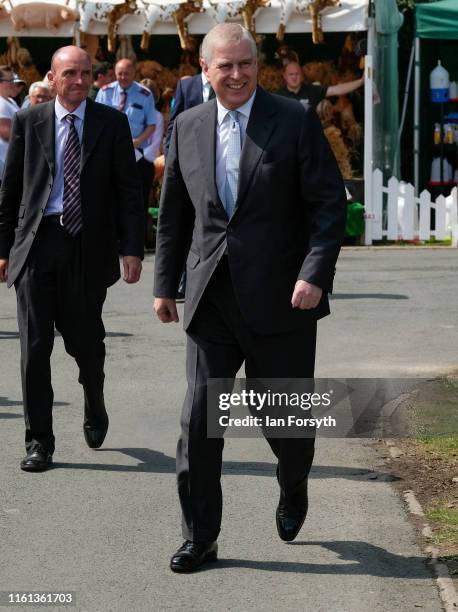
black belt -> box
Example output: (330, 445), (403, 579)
(42, 214), (64, 226)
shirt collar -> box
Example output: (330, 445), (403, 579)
(4, 97), (19, 109)
(201, 72), (209, 88)
(216, 90), (257, 126)
(116, 81), (135, 94)
(55, 97), (86, 122)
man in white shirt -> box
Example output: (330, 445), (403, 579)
(0, 66), (20, 180)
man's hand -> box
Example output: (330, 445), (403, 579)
(122, 256), (142, 283)
(132, 138), (141, 149)
(154, 298), (179, 323)
(291, 280), (322, 310)
(0, 259), (8, 283)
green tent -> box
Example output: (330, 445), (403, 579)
(413, 0), (458, 194)
(416, 0), (458, 40)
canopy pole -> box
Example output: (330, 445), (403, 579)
(395, 40), (415, 171)
(414, 36), (420, 196)
(364, 3), (375, 246)
(74, 0), (81, 47)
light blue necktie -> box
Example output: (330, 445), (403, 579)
(224, 110), (241, 219)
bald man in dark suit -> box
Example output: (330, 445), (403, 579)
(0, 46), (144, 472)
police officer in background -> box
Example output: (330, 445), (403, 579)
(96, 58), (156, 243)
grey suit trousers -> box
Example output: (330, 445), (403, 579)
(177, 257), (317, 542)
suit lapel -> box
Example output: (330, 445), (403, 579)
(235, 87), (277, 214)
(33, 101), (55, 175)
(195, 100), (226, 216)
(81, 98), (105, 170)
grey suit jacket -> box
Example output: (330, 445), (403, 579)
(0, 98), (144, 288)
(154, 86), (346, 335)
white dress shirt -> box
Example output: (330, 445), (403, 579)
(45, 98), (86, 216)
(201, 72), (212, 103)
(215, 91), (256, 206)
(0, 96), (19, 177)
(143, 110), (164, 162)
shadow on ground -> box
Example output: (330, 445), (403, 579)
(331, 294), (409, 300)
(202, 541), (431, 578)
(54, 448), (399, 482)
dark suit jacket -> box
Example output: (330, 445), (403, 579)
(163, 74), (203, 158)
(0, 98), (144, 289)
(154, 87), (346, 335)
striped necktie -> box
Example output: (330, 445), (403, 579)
(224, 110), (241, 219)
(119, 89), (127, 112)
(62, 114), (82, 237)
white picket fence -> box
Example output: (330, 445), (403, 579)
(364, 169), (458, 247)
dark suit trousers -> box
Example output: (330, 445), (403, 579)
(14, 219), (107, 455)
(177, 257), (317, 542)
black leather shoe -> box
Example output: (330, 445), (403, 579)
(170, 540), (218, 573)
(83, 417), (109, 449)
(20, 449), (53, 472)
(83, 388), (109, 449)
(276, 476), (308, 542)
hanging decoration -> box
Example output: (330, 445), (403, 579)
(9, 0), (77, 32)
(307, 0), (340, 45)
(170, 1), (202, 51)
(276, 0), (341, 44)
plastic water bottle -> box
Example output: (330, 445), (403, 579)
(434, 123), (441, 144)
(449, 81), (458, 100)
(430, 60), (450, 103)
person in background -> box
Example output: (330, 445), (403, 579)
(12, 74), (27, 108)
(27, 81), (53, 106)
(276, 61), (364, 110)
(88, 61), (114, 101)
(0, 65), (20, 181)
(96, 58), (156, 246)
(143, 108), (163, 164)
(140, 78), (164, 248)
(164, 47), (214, 158)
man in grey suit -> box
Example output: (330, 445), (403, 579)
(154, 23), (346, 572)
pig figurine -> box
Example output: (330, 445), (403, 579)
(10, 3), (77, 33)
(0, 3), (9, 20)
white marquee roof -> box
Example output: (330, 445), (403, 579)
(0, 0), (368, 38)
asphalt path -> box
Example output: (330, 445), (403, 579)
(1, 248), (457, 611)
